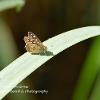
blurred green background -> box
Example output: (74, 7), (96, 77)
(0, 0), (100, 100)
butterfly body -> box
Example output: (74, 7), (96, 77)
(24, 32), (47, 54)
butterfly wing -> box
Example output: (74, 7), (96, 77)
(28, 32), (41, 44)
(24, 32), (47, 54)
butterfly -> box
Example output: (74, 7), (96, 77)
(24, 32), (47, 54)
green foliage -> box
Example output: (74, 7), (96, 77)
(72, 36), (100, 100)
(0, 0), (25, 12)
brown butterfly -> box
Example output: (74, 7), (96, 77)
(24, 32), (47, 54)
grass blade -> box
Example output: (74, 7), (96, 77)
(0, 26), (100, 99)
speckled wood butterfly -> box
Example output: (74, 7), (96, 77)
(24, 32), (47, 54)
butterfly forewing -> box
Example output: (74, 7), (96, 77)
(24, 32), (47, 54)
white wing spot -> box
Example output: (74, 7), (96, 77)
(33, 41), (36, 43)
(35, 39), (38, 41)
(37, 42), (40, 43)
(33, 35), (36, 38)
